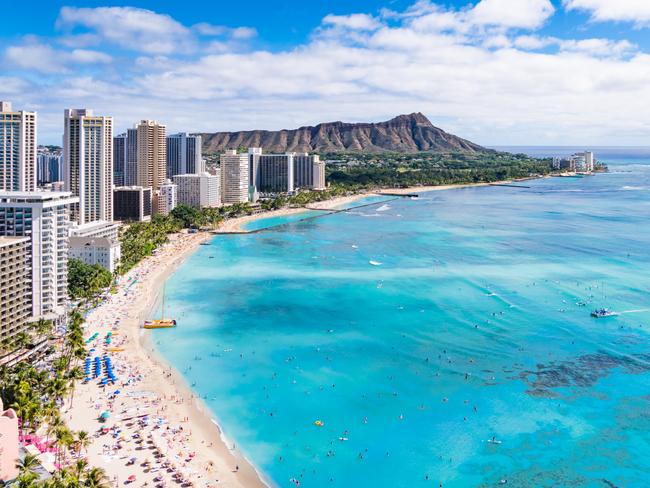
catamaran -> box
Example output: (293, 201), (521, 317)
(144, 284), (177, 329)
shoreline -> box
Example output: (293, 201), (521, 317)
(66, 231), (269, 488)
(217, 177), (547, 233)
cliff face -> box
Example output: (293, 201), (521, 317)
(200, 113), (485, 154)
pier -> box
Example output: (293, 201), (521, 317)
(489, 183), (531, 188)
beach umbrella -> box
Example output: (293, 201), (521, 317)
(113, 390), (121, 394)
(101, 411), (110, 419)
(128, 475), (136, 482)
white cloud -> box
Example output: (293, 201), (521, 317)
(4, 1), (650, 145)
(322, 13), (382, 31)
(559, 38), (636, 57)
(514, 34), (558, 50)
(470, 0), (555, 29)
(564, 0), (650, 24)
(0, 77), (31, 97)
(56, 6), (194, 54)
(4, 39), (112, 73)
(193, 23), (257, 40)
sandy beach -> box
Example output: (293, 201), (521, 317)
(66, 230), (268, 488)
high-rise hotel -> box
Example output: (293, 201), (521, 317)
(0, 192), (78, 324)
(220, 150), (250, 204)
(63, 109), (113, 226)
(167, 133), (203, 178)
(136, 120), (166, 194)
(0, 101), (37, 192)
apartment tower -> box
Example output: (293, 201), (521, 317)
(167, 133), (203, 178)
(0, 101), (37, 192)
(220, 150), (249, 204)
(136, 120), (166, 195)
(64, 109), (113, 225)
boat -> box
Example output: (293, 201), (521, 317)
(144, 284), (177, 329)
(591, 308), (618, 318)
(369, 260), (382, 266)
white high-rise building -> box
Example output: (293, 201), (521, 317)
(220, 150), (249, 204)
(64, 109), (113, 225)
(173, 172), (220, 209)
(0, 191), (78, 322)
(167, 133), (203, 178)
(155, 179), (177, 216)
(0, 101), (37, 192)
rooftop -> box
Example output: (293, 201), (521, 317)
(0, 236), (30, 248)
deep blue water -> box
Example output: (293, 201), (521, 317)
(153, 155), (650, 488)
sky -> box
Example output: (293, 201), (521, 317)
(2, 0), (650, 145)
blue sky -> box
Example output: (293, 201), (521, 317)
(2, 0), (650, 145)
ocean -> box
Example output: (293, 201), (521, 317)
(152, 147), (650, 487)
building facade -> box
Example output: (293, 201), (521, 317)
(167, 133), (203, 178)
(113, 186), (152, 222)
(552, 151), (595, 173)
(136, 120), (166, 203)
(173, 172), (220, 209)
(293, 153), (326, 190)
(0, 398), (19, 481)
(220, 150), (250, 204)
(0, 101), (37, 192)
(0, 192), (78, 321)
(64, 109), (113, 225)
(258, 153), (295, 194)
(155, 179), (177, 216)
(113, 133), (126, 187)
(0, 236), (31, 344)
(69, 236), (121, 273)
(37, 147), (64, 186)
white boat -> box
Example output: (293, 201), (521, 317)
(369, 260), (382, 266)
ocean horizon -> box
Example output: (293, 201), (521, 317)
(151, 149), (650, 487)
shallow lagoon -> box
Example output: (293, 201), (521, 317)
(155, 161), (650, 487)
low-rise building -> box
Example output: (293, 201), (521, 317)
(155, 179), (177, 215)
(113, 186), (152, 222)
(0, 398), (19, 481)
(69, 236), (121, 273)
(174, 172), (220, 208)
(69, 220), (120, 241)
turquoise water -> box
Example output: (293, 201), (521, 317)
(243, 210), (328, 232)
(244, 196), (396, 232)
(154, 160), (650, 487)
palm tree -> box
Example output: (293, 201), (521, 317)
(15, 471), (39, 488)
(16, 453), (41, 478)
(72, 458), (88, 483)
(83, 467), (111, 488)
(75, 431), (91, 458)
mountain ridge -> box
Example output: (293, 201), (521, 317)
(199, 113), (485, 154)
